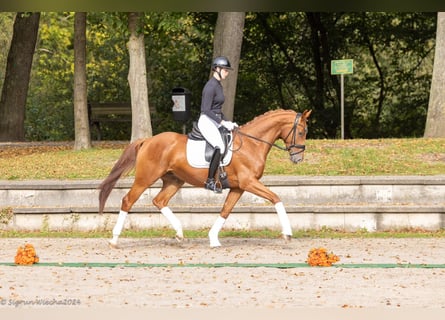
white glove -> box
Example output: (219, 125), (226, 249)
(221, 120), (237, 131)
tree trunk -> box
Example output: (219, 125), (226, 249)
(127, 12), (152, 142)
(73, 12), (91, 150)
(424, 12), (445, 138)
(306, 13), (325, 112)
(212, 12), (245, 121)
(306, 13), (339, 138)
(364, 31), (386, 138)
(0, 12), (40, 141)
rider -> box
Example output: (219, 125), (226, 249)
(198, 56), (238, 193)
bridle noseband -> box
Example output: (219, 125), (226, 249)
(232, 113), (307, 155)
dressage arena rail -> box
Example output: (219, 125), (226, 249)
(0, 175), (444, 232)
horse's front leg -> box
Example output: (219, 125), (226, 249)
(209, 188), (244, 247)
(241, 179), (292, 242)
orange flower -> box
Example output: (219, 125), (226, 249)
(306, 247), (339, 267)
(14, 243), (39, 265)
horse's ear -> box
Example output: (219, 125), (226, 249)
(303, 109), (312, 118)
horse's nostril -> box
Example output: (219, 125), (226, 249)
(291, 156), (303, 164)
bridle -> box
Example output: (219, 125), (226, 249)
(282, 112), (308, 156)
(232, 113), (307, 156)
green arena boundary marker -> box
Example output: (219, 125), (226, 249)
(1, 262), (445, 268)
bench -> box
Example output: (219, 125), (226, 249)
(88, 102), (132, 140)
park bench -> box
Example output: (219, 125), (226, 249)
(88, 102), (131, 140)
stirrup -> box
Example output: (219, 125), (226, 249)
(205, 178), (222, 193)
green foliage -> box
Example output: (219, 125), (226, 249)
(0, 13), (14, 92)
(0, 12), (438, 140)
(237, 12), (436, 138)
(26, 12), (75, 140)
(85, 13), (132, 140)
(343, 12), (436, 138)
(143, 12), (215, 134)
(0, 207), (13, 224)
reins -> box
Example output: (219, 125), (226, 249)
(230, 113), (306, 155)
(232, 129), (288, 151)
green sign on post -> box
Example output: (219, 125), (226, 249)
(331, 59), (353, 139)
(331, 59), (353, 75)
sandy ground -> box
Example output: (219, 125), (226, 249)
(1, 237), (445, 310)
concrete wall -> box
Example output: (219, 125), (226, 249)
(1, 176), (444, 232)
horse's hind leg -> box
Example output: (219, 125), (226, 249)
(109, 179), (154, 248)
(153, 173), (185, 241)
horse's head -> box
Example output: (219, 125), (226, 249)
(281, 109), (312, 163)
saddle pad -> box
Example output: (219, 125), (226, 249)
(186, 139), (233, 168)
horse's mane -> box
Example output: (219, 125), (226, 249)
(241, 109), (295, 128)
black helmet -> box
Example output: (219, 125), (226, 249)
(212, 56), (233, 70)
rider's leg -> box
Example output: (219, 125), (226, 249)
(197, 114), (225, 152)
(197, 115), (225, 193)
(205, 147), (222, 193)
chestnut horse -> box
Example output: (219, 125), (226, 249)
(99, 109), (312, 248)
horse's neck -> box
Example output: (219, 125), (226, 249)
(242, 113), (287, 143)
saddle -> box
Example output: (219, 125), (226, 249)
(186, 123), (233, 190)
(187, 122), (232, 162)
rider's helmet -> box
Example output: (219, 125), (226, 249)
(212, 56), (233, 70)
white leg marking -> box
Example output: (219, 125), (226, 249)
(161, 206), (184, 240)
(109, 210), (128, 248)
(275, 202), (292, 237)
(208, 216), (226, 247)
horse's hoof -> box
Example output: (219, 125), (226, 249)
(209, 237), (222, 248)
(108, 240), (119, 249)
(282, 234), (292, 242)
(175, 234), (184, 243)
(209, 240), (222, 248)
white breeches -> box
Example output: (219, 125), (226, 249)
(197, 114), (225, 153)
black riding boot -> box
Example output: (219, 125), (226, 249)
(205, 148), (222, 193)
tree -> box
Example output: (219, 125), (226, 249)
(73, 12), (91, 150)
(212, 12), (245, 121)
(0, 13), (14, 93)
(127, 12), (152, 141)
(0, 12), (436, 141)
(424, 12), (445, 138)
(238, 12), (435, 138)
(0, 12), (40, 141)
(306, 12), (340, 138)
(25, 12), (75, 141)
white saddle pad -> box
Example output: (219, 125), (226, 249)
(186, 139), (233, 168)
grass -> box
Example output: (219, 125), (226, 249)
(264, 138), (445, 176)
(1, 228), (445, 239)
(0, 138), (444, 180)
(0, 145), (124, 180)
(1, 138), (444, 238)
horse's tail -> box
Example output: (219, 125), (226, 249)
(98, 139), (145, 214)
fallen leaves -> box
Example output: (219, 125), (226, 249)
(14, 243), (39, 265)
(306, 247), (339, 267)
(0, 141), (125, 180)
